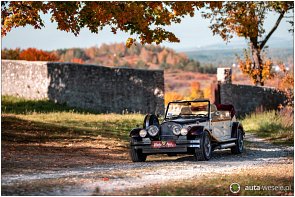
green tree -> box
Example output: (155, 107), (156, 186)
(1, 48), (21, 60)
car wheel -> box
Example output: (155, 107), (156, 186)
(231, 128), (244, 154)
(194, 131), (212, 161)
(130, 138), (147, 162)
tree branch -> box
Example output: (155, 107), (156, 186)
(260, 10), (285, 49)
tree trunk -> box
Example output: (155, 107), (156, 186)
(250, 38), (264, 86)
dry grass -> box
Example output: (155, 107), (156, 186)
(2, 96), (144, 173)
(122, 163), (294, 196)
(1, 114), (137, 174)
(242, 110), (294, 146)
(2, 95), (144, 141)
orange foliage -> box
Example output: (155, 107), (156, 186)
(71, 58), (84, 64)
(165, 91), (184, 105)
(1, 2), (224, 47)
(191, 81), (200, 90)
(185, 81), (204, 100)
(276, 64), (294, 106)
(238, 50), (273, 85)
(204, 2), (293, 86)
(203, 85), (212, 100)
(278, 72), (294, 91)
(19, 48), (58, 61)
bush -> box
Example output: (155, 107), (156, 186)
(1, 48), (21, 60)
(165, 92), (184, 105)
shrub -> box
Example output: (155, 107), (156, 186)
(165, 92), (184, 105)
(19, 48), (58, 61)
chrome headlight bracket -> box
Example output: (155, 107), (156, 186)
(139, 129), (147, 138)
(172, 124), (182, 135)
(147, 125), (159, 137)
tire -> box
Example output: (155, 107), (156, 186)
(231, 128), (244, 154)
(194, 131), (212, 161)
(130, 138), (147, 162)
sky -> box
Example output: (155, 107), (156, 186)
(1, 9), (294, 52)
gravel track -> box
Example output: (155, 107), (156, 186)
(1, 134), (293, 195)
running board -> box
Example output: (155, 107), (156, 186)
(219, 138), (237, 142)
(219, 142), (236, 149)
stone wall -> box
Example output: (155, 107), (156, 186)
(2, 60), (164, 114)
(219, 83), (287, 117)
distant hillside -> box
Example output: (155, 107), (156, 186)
(181, 37), (293, 51)
(185, 47), (294, 68)
(2, 43), (218, 74)
(182, 37), (293, 68)
(51, 43), (217, 73)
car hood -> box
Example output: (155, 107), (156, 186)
(163, 118), (206, 125)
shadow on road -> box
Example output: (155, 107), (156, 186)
(145, 134), (293, 163)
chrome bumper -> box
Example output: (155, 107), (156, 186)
(131, 138), (201, 154)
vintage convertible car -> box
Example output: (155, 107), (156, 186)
(129, 99), (245, 162)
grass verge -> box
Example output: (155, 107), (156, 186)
(2, 96), (144, 172)
(2, 113), (143, 143)
(2, 96), (144, 142)
(2, 95), (89, 114)
(241, 110), (294, 146)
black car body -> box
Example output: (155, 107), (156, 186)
(129, 99), (245, 162)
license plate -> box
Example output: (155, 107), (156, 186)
(151, 141), (176, 148)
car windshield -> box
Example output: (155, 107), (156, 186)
(165, 101), (210, 119)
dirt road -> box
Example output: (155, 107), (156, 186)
(1, 134), (293, 195)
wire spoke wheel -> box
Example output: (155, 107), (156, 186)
(194, 131), (212, 161)
(231, 128), (244, 154)
(238, 131), (244, 152)
(204, 135), (212, 157)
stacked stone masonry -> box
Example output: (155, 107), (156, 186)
(219, 83), (287, 117)
(2, 60), (164, 114)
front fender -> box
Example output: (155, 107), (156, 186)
(143, 114), (159, 128)
(231, 122), (245, 138)
(129, 128), (142, 138)
(188, 126), (205, 136)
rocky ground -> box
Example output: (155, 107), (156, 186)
(1, 134), (293, 195)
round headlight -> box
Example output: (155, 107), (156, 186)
(172, 124), (182, 135)
(147, 125), (159, 137)
(180, 128), (188, 136)
(139, 129), (147, 138)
